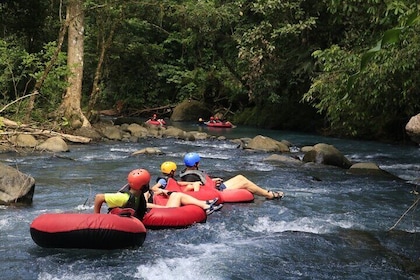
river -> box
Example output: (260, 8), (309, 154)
(0, 123), (419, 279)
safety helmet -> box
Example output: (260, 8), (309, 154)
(184, 152), (200, 167)
(127, 169), (151, 190)
(161, 161), (177, 174)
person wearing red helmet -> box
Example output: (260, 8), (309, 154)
(94, 167), (222, 217)
(94, 169), (151, 220)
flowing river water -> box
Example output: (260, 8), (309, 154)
(0, 123), (419, 279)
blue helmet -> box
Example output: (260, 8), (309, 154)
(184, 152), (200, 167)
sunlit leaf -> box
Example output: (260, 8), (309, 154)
(382, 27), (403, 46)
(406, 11), (419, 26)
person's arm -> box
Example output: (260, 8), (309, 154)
(150, 181), (163, 193)
(177, 180), (201, 186)
(182, 181), (202, 191)
(94, 194), (105, 213)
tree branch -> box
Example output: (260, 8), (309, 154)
(389, 196), (420, 231)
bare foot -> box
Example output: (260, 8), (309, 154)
(266, 190), (284, 200)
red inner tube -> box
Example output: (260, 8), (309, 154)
(30, 213), (146, 249)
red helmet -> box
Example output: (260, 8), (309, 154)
(127, 169), (151, 190)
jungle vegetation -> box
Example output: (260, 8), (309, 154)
(0, 0), (419, 142)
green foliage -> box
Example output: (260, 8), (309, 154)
(1, 0), (418, 141)
(304, 21), (420, 139)
(0, 39), (29, 101)
(0, 39), (68, 120)
(235, 0), (318, 105)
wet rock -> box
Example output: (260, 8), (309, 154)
(245, 135), (290, 152)
(162, 126), (186, 138)
(303, 143), (352, 169)
(101, 126), (122, 140)
(131, 147), (163, 155)
(347, 162), (400, 178)
(36, 136), (69, 152)
(10, 134), (38, 148)
(0, 162), (35, 205)
(263, 154), (302, 165)
(405, 113), (420, 144)
(170, 100), (213, 122)
(125, 123), (148, 138)
(73, 126), (102, 141)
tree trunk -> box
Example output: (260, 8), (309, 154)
(57, 0), (90, 129)
(87, 21), (117, 119)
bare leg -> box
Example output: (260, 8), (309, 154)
(223, 175), (284, 199)
(166, 192), (208, 209)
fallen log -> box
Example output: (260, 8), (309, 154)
(1, 117), (91, 143)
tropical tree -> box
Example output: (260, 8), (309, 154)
(304, 1), (420, 140)
(55, 0), (90, 128)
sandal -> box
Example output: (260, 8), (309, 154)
(206, 197), (219, 207)
(266, 190), (284, 200)
(205, 203), (223, 215)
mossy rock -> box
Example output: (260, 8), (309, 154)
(170, 100), (213, 122)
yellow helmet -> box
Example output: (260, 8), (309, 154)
(160, 161), (177, 174)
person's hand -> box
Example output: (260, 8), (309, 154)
(213, 178), (223, 186)
(158, 189), (169, 196)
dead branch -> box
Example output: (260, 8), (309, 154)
(388, 196), (420, 231)
(126, 104), (177, 117)
(1, 117), (91, 143)
(0, 92), (39, 114)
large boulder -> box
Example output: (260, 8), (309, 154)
(125, 123), (148, 138)
(348, 162), (401, 179)
(245, 135), (290, 152)
(36, 136), (69, 152)
(170, 100), (213, 122)
(303, 143), (352, 169)
(405, 113), (420, 144)
(0, 163), (35, 205)
(10, 134), (38, 148)
(101, 125), (122, 140)
(73, 126), (102, 141)
(161, 126), (186, 138)
(263, 154), (302, 165)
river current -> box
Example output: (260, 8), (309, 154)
(0, 122), (419, 279)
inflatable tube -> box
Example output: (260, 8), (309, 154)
(165, 178), (221, 202)
(30, 213), (146, 250)
(218, 189), (254, 203)
(145, 119), (166, 126)
(142, 205), (206, 229)
(204, 121), (233, 128)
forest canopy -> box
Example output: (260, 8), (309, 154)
(0, 0), (419, 142)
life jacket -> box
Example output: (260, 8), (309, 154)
(108, 191), (147, 220)
(179, 169), (207, 184)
